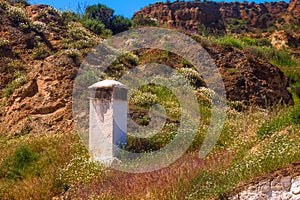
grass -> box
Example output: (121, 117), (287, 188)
(47, 104), (299, 200)
(3, 71), (27, 98)
(0, 132), (102, 199)
(210, 35), (298, 68)
(257, 106), (300, 139)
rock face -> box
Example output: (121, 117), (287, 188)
(0, 2), (102, 135)
(229, 162), (300, 200)
(206, 46), (293, 107)
(269, 30), (300, 49)
(288, 0), (300, 17)
(134, 1), (291, 32)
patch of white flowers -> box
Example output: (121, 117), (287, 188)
(58, 155), (103, 186)
(130, 90), (158, 107)
(0, 39), (11, 47)
(61, 48), (82, 58)
(31, 21), (46, 33)
(7, 5), (29, 23)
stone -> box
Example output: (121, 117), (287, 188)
(281, 176), (292, 190)
(291, 177), (300, 195)
(260, 181), (271, 194)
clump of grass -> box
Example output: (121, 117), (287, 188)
(178, 68), (205, 88)
(3, 72), (27, 98)
(130, 90), (158, 108)
(0, 146), (39, 180)
(0, 39), (11, 48)
(257, 106), (300, 140)
(247, 46), (298, 67)
(60, 48), (82, 59)
(32, 43), (51, 60)
(0, 133), (91, 199)
(6, 5), (29, 24)
(63, 22), (101, 50)
(215, 36), (244, 49)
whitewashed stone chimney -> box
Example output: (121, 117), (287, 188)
(88, 80), (128, 164)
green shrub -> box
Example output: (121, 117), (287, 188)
(7, 5), (29, 24)
(108, 15), (132, 34)
(0, 146), (39, 180)
(295, 86), (300, 99)
(60, 48), (82, 59)
(83, 4), (114, 26)
(257, 107), (300, 140)
(3, 72), (27, 98)
(7, 0), (28, 5)
(132, 14), (157, 27)
(271, 50), (298, 67)
(247, 46), (298, 67)
(130, 90), (158, 108)
(62, 11), (79, 24)
(32, 44), (51, 60)
(255, 38), (272, 47)
(241, 37), (256, 46)
(290, 106), (300, 124)
(82, 19), (106, 35)
(178, 68), (205, 88)
(31, 21), (46, 33)
(216, 36), (243, 49)
(0, 39), (11, 48)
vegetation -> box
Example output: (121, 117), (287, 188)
(3, 72), (27, 98)
(0, 1), (300, 199)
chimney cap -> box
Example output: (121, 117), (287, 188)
(88, 80), (127, 89)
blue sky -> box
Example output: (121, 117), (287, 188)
(28, 0), (289, 18)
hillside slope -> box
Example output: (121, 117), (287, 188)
(134, 0), (298, 33)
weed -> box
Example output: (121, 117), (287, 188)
(3, 72), (27, 98)
(257, 106), (300, 139)
(216, 36), (243, 49)
(7, 5), (29, 24)
(0, 39), (11, 48)
(32, 43), (51, 60)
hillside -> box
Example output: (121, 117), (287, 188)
(134, 0), (299, 33)
(0, 0), (299, 199)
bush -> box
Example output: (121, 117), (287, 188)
(216, 36), (243, 49)
(83, 4), (114, 26)
(247, 46), (298, 67)
(108, 15), (132, 34)
(3, 72), (27, 98)
(60, 48), (82, 59)
(82, 19), (106, 35)
(257, 107), (300, 140)
(295, 86), (300, 99)
(32, 44), (51, 60)
(7, 5), (29, 24)
(271, 50), (298, 67)
(130, 90), (158, 108)
(178, 68), (205, 88)
(0, 39), (11, 48)
(132, 14), (157, 27)
(62, 11), (79, 24)
(7, 0), (28, 5)
(0, 146), (39, 180)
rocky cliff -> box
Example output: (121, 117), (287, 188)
(134, 1), (295, 32)
(0, 1), (294, 136)
(288, 0), (300, 17)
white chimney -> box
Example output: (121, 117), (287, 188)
(88, 80), (128, 165)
